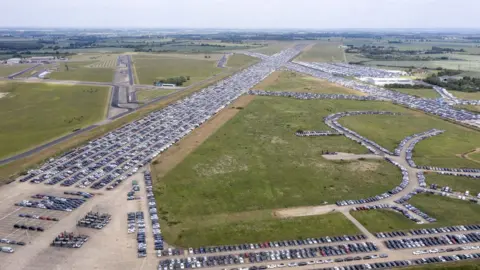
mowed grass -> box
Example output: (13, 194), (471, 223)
(351, 194), (480, 232)
(226, 54), (259, 68)
(0, 64), (36, 77)
(390, 88), (440, 99)
(296, 42), (345, 62)
(404, 261), (480, 270)
(48, 62), (114, 82)
(136, 89), (176, 103)
(254, 71), (363, 95)
(425, 172), (480, 195)
(168, 213), (360, 248)
(0, 82), (109, 159)
(456, 104), (480, 113)
(339, 113), (480, 168)
(133, 54), (222, 85)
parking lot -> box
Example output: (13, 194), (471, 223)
(1, 47), (480, 270)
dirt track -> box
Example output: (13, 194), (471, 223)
(321, 152), (384, 161)
(151, 95), (255, 179)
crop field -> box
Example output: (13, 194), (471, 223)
(295, 42), (346, 62)
(133, 54), (222, 85)
(47, 61), (115, 82)
(425, 172), (480, 195)
(351, 195), (480, 233)
(389, 88), (440, 99)
(254, 71), (364, 95)
(0, 82), (110, 159)
(150, 97), (425, 247)
(339, 112), (480, 168)
(0, 64), (36, 77)
(136, 89), (176, 103)
(226, 54), (259, 68)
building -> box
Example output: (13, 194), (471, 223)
(29, 56), (55, 63)
(359, 77), (415, 86)
(6, 58), (21, 64)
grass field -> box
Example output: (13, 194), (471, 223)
(254, 71), (363, 95)
(226, 54), (259, 69)
(249, 41), (296, 56)
(47, 62), (115, 82)
(165, 212), (360, 248)
(0, 63), (241, 185)
(339, 113), (480, 168)
(0, 82), (109, 159)
(351, 194), (480, 232)
(296, 42), (345, 62)
(133, 54), (222, 85)
(68, 53), (119, 68)
(457, 104), (480, 113)
(390, 88), (440, 99)
(425, 172), (480, 195)
(365, 60), (480, 72)
(152, 97), (420, 246)
(449, 90), (480, 100)
(0, 64), (35, 77)
(136, 89), (176, 103)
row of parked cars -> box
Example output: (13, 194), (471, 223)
(313, 252), (480, 270)
(18, 213), (59, 221)
(135, 211), (147, 257)
(412, 245), (480, 255)
(417, 172), (426, 188)
(384, 232), (480, 250)
(13, 224), (44, 231)
(336, 158), (409, 206)
(418, 166), (480, 174)
(404, 129), (445, 168)
(77, 211), (111, 229)
(435, 171), (480, 179)
(375, 224), (480, 239)
(158, 242), (378, 270)
(51, 232), (89, 248)
(295, 130), (342, 137)
(0, 238), (25, 246)
(395, 129), (441, 157)
(20, 46), (306, 191)
(351, 204), (423, 224)
(15, 194), (87, 212)
(144, 171), (164, 251)
(287, 62), (479, 125)
(127, 212), (137, 234)
(248, 90), (379, 102)
(165, 235), (368, 256)
(325, 111), (399, 156)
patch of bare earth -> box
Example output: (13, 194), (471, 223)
(274, 205), (338, 218)
(322, 152), (383, 161)
(0, 92), (7, 99)
(346, 161), (380, 172)
(151, 95), (255, 179)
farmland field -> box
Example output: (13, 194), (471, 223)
(69, 53), (119, 68)
(351, 195), (480, 232)
(226, 54), (259, 68)
(0, 82), (110, 159)
(136, 89), (176, 103)
(425, 173), (480, 195)
(364, 60), (480, 72)
(254, 70), (363, 95)
(0, 64), (36, 77)
(47, 61), (115, 82)
(295, 42), (345, 62)
(150, 97), (429, 247)
(389, 88), (440, 99)
(339, 112), (480, 168)
(133, 54), (222, 85)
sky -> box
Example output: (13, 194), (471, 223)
(1, 0), (479, 29)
